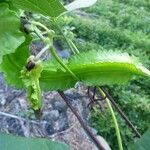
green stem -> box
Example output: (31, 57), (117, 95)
(49, 47), (79, 80)
(97, 86), (106, 99)
(97, 87), (123, 150)
(32, 21), (78, 81)
(68, 39), (80, 54)
(53, 19), (79, 55)
(35, 44), (50, 60)
(32, 21), (52, 34)
(34, 26), (45, 41)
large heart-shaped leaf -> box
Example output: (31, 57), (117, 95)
(65, 0), (97, 12)
(0, 3), (25, 64)
(12, 0), (66, 17)
(0, 36), (31, 89)
(0, 132), (70, 150)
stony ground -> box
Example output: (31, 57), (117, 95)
(0, 73), (100, 150)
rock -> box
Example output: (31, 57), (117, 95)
(0, 96), (6, 106)
(58, 116), (69, 132)
(0, 74), (7, 91)
(65, 92), (82, 100)
(45, 123), (55, 135)
(6, 118), (24, 136)
(53, 100), (67, 113)
(90, 127), (98, 135)
(49, 110), (60, 121)
(96, 135), (111, 150)
(30, 41), (44, 54)
(5, 91), (24, 104)
(17, 98), (28, 110)
(42, 110), (59, 122)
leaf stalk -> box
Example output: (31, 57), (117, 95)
(53, 19), (79, 54)
(97, 87), (123, 150)
(32, 21), (79, 81)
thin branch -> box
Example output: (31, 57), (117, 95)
(58, 90), (106, 150)
(53, 19), (79, 55)
(50, 47), (79, 80)
(101, 87), (141, 138)
(32, 21), (79, 81)
(88, 86), (141, 138)
(0, 111), (45, 125)
(31, 21), (53, 34)
(35, 44), (50, 60)
(49, 122), (78, 139)
(97, 87), (123, 150)
(34, 26), (45, 41)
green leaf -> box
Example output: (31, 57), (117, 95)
(0, 36), (31, 89)
(65, 0), (97, 12)
(12, 0), (66, 17)
(0, 3), (25, 64)
(0, 132), (70, 150)
(130, 129), (150, 150)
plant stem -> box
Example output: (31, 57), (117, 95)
(96, 86), (106, 99)
(101, 87), (141, 138)
(53, 19), (79, 55)
(35, 44), (50, 60)
(34, 26), (46, 41)
(32, 21), (79, 81)
(49, 47), (79, 80)
(58, 90), (106, 150)
(32, 21), (52, 34)
(97, 87), (123, 150)
(68, 39), (80, 54)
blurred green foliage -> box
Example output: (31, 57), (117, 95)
(59, 0), (150, 149)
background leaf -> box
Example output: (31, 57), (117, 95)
(0, 3), (25, 64)
(12, 0), (66, 17)
(65, 0), (97, 12)
(0, 132), (70, 150)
